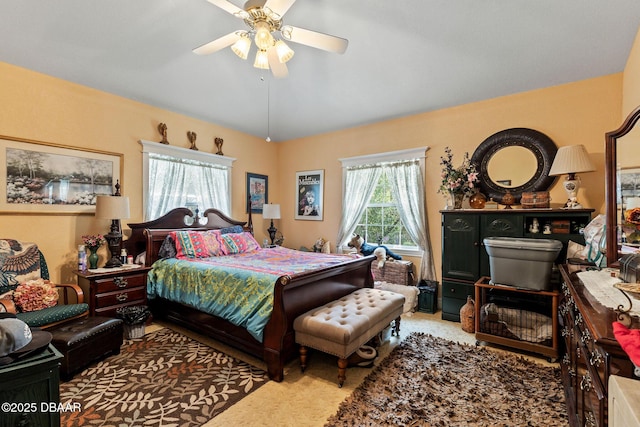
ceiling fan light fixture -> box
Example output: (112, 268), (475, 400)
(254, 49), (270, 69)
(231, 34), (251, 59)
(275, 40), (294, 63)
(254, 21), (274, 50)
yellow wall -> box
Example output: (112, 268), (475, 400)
(0, 60), (625, 286)
(623, 28), (640, 116)
(277, 75), (622, 282)
(0, 61), (279, 283)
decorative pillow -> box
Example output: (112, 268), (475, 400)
(12, 279), (58, 313)
(158, 235), (177, 259)
(171, 231), (210, 259)
(221, 232), (261, 255)
(203, 230), (226, 257)
(219, 225), (244, 235)
(0, 239), (42, 293)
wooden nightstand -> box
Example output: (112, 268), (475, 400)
(74, 266), (152, 317)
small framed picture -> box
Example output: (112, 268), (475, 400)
(295, 169), (324, 221)
(246, 172), (268, 213)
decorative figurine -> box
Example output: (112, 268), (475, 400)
(501, 190), (515, 209)
(543, 223), (552, 234)
(529, 218), (540, 234)
(158, 123), (169, 144)
(214, 137), (224, 155)
(187, 131), (198, 151)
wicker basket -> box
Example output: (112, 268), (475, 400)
(460, 296), (475, 333)
(123, 323), (145, 339)
(370, 260), (414, 286)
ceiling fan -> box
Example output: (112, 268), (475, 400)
(193, 0), (348, 78)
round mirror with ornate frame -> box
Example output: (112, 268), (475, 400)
(471, 128), (558, 203)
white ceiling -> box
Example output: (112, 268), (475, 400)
(1, 1), (640, 142)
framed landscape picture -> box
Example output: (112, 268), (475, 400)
(295, 169), (324, 221)
(0, 135), (122, 214)
(246, 172), (268, 213)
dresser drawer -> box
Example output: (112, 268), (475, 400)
(94, 273), (147, 293)
(94, 287), (146, 308)
(442, 280), (474, 299)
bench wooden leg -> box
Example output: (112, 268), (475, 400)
(299, 345), (308, 372)
(337, 358), (348, 387)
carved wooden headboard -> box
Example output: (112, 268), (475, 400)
(124, 207), (252, 266)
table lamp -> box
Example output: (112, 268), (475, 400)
(549, 144), (595, 209)
(262, 203), (281, 246)
(96, 195), (130, 267)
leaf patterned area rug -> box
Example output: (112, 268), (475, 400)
(59, 327), (269, 426)
(326, 333), (568, 426)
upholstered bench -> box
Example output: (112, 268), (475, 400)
(49, 316), (124, 381)
(293, 288), (405, 387)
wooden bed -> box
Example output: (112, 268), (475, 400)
(124, 207), (375, 382)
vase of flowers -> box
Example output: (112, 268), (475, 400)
(82, 234), (106, 269)
(438, 146), (479, 209)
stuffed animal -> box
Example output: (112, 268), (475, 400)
(347, 234), (402, 268)
(313, 237), (326, 253)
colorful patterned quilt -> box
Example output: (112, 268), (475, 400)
(147, 246), (357, 342)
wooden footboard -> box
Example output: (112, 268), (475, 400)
(126, 207), (375, 381)
(150, 254), (375, 381)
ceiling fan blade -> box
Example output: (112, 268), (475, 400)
(206, 0), (246, 18)
(193, 32), (241, 55)
(282, 26), (348, 54)
(267, 46), (288, 78)
(264, 0), (297, 18)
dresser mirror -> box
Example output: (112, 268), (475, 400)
(471, 128), (558, 203)
(605, 105), (640, 267)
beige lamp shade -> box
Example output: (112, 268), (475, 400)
(549, 145), (596, 176)
(95, 196), (130, 219)
(262, 203), (281, 219)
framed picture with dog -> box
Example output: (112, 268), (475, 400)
(295, 169), (323, 221)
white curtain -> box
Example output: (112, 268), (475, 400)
(384, 160), (436, 281)
(336, 165), (382, 249)
(146, 153), (230, 220)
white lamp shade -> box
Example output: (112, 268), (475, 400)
(95, 195), (130, 219)
(262, 203), (281, 219)
(231, 35), (251, 60)
(549, 144), (596, 176)
(275, 40), (294, 63)
(254, 49), (269, 69)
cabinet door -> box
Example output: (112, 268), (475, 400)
(442, 214), (479, 281)
(479, 214), (523, 278)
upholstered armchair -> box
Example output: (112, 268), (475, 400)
(0, 239), (89, 329)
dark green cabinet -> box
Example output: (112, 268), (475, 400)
(441, 209), (593, 322)
(0, 344), (62, 427)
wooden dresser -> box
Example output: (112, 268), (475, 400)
(558, 264), (639, 427)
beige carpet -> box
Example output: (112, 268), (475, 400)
(170, 311), (557, 427)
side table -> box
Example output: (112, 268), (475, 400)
(74, 266), (152, 317)
(0, 344), (63, 427)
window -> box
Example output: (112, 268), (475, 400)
(140, 140), (235, 221)
(354, 173), (417, 250)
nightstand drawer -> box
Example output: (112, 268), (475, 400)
(94, 273), (146, 293)
(94, 287), (146, 308)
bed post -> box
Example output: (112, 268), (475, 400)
(247, 197), (254, 235)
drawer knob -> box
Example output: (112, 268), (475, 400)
(116, 293), (129, 302)
(114, 277), (128, 288)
